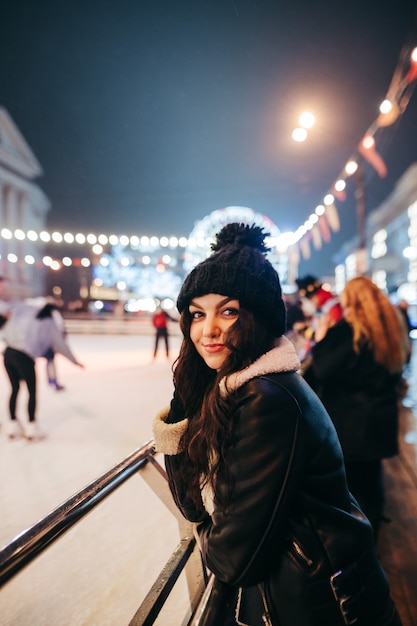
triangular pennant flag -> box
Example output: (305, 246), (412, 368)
(405, 59), (417, 84)
(325, 203), (340, 232)
(287, 246), (300, 283)
(299, 236), (311, 260)
(311, 225), (322, 250)
(288, 245), (300, 267)
(358, 135), (387, 178)
(376, 102), (400, 127)
(318, 215), (331, 242)
(332, 187), (347, 202)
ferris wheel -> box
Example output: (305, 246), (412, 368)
(183, 206), (289, 283)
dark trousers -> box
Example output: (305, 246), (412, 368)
(154, 328), (169, 357)
(3, 347), (36, 422)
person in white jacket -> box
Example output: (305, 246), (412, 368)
(2, 302), (84, 440)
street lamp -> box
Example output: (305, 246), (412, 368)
(291, 113), (368, 273)
(291, 111), (316, 142)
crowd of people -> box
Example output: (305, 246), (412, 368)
(0, 277), (84, 441)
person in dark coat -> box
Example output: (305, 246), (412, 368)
(304, 276), (410, 538)
(153, 224), (402, 626)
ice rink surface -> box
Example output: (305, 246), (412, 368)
(0, 330), (191, 625)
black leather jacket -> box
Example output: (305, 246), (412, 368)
(155, 343), (398, 625)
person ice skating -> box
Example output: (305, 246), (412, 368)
(2, 302), (84, 441)
(153, 223), (402, 625)
(152, 305), (176, 359)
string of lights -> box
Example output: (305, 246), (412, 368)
(289, 45), (417, 259)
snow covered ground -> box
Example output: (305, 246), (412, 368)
(0, 328), (192, 625)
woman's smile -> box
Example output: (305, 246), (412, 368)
(203, 342), (225, 352)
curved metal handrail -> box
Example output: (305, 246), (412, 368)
(0, 440), (156, 587)
(0, 438), (217, 625)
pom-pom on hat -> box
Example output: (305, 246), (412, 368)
(177, 223), (286, 337)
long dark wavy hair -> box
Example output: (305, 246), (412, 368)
(173, 305), (277, 509)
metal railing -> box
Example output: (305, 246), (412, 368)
(0, 439), (218, 625)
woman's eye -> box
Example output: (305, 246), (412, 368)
(190, 310), (203, 320)
(223, 307), (239, 316)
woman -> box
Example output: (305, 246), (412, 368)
(304, 276), (409, 539)
(153, 223), (401, 625)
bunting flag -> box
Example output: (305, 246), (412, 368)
(299, 235), (311, 260)
(405, 57), (417, 84)
(318, 215), (331, 242)
(376, 102), (400, 127)
(288, 245), (300, 273)
(332, 185), (347, 202)
(358, 135), (387, 178)
(311, 224), (322, 250)
(325, 203), (340, 232)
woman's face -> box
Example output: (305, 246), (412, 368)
(189, 294), (240, 370)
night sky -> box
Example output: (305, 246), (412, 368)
(1, 0), (417, 277)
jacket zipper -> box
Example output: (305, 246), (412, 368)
(259, 584), (273, 626)
(235, 585), (273, 626)
(292, 539), (314, 567)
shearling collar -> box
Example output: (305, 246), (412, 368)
(153, 336), (300, 455)
(219, 335), (300, 396)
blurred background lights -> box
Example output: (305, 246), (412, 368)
(380, 99), (393, 114)
(345, 160), (359, 175)
(291, 127), (307, 142)
(299, 111), (316, 128)
(334, 179), (346, 192)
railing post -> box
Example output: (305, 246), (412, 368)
(140, 455), (207, 611)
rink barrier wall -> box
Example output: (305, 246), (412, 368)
(63, 315), (182, 336)
(0, 439), (223, 625)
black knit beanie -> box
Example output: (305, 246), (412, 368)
(177, 223), (286, 337)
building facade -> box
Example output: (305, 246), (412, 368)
(0, 107), (50, 298)
(335, 162), (417, 300)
